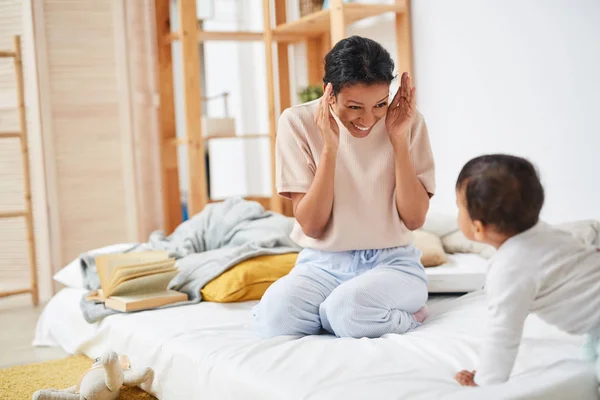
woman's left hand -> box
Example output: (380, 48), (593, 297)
(385, 72), (416, 143)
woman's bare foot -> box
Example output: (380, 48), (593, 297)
(412, 305), (429, 323)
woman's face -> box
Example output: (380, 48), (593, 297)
(329, 83), (390, 138)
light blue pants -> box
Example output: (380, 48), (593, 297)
(252, 244), (428, 339)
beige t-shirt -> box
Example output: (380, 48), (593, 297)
(275, 98), (435, 252)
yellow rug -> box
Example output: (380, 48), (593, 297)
(0, 355), (157, 400)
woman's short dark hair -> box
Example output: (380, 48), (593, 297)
(456, 154), (545, 235)
(323, 35), (395, 95)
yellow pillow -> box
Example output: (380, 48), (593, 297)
(201, 253), (298, 303)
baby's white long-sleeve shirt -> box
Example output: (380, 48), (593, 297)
(474, 221), (600, 386)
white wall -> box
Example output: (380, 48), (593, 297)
(299, 0), (600, 223)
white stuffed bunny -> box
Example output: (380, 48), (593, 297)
(32, 351), (154, 400)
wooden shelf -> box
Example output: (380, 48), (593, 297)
(274, 3), (405, 37)
(345, 3), (406, 22)
(155, 0), (413, 220)
(167, 3), (406, 43)
(198, 31), (263, 42)
(169, 31), (303, 43)
(169, 134), (270, 146)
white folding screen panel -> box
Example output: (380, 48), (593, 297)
(33, 0), (163, 284)
(35, 0), (133, 274)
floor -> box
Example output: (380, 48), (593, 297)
(0, 294), (67, 369)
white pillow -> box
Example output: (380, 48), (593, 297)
(422, 211), (459, 238)
(53, 243), (137, 289)
(555, 220), (600, 247)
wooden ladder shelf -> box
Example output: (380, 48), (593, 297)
(0, 35), (39, 306)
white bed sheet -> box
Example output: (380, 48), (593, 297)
(35, 288), (598, 400)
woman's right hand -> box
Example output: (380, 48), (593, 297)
(314, 82), (339, 151)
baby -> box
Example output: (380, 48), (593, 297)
(452, 154), (600, 387)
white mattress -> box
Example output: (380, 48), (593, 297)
(426, 253), (487, 293)
(34, 288), (598, 400)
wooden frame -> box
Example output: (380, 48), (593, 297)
(262, 0), (280, 213)
(178, 0), (209, 216)
(0, 36), (39, 305)
(154, 0), (183, 234)
(154, 1), (413, 227)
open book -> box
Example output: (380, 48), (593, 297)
(86, 250), (187, 312)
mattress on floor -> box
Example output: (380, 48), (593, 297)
(34, 288), (599, 400)
(426, 253), (487, 293)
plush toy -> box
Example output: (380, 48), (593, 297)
(32, 351), (154, 400)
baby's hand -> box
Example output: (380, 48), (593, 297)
(455, 370), (478, 387)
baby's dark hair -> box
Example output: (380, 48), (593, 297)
(323, 35), (395, 95)
(456, 154), (545, 235)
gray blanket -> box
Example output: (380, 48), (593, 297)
(79, 197), (301, 323)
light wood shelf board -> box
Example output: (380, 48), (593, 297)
(168, 134), (270, 146)
(169, 31), (304, 43)
(274, 3), (405, 36)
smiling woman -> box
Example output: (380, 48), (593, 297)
(252, 35), (436, 340)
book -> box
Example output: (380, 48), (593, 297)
(86, 250), (188, 312)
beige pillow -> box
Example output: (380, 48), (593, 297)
(412, 230), (448, 267)
(441, 230), (496, 258)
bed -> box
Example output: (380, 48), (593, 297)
(34, 285), (599, 399)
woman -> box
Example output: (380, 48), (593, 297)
(253, 35), (435, 339)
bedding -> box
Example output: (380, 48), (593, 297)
(78, 197), (301, 323)
(54, 208), (484, 320)
(35, 288), (599, 400)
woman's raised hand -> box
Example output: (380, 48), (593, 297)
(386, 72), (416, 142)
(314, 82), (340, 151)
